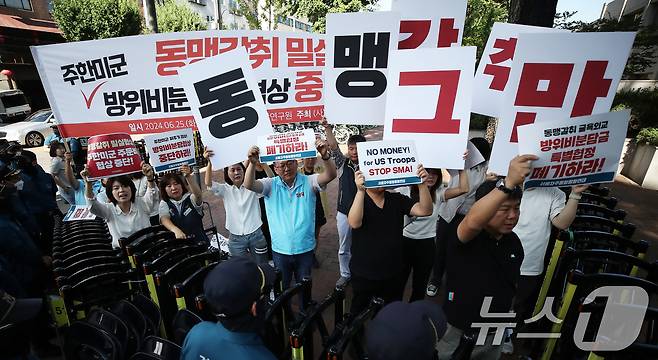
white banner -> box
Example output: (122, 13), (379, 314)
(31, 30), (325, 137)
(383, 46), (475, 169)
(392, 0), (466, 49)
(63, 205), (97, 221)
(517, 110), (630, 189)
(178, 48), (273, 169)
(258, 129), (318, 163)
(357, 140), (421, 188)
(324, 11), (401, 125)
(472, 22), (565, 118)
(488, 31), (636, 175)
(144, 128), (195, 173)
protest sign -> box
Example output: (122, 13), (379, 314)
(488, 31), (635, 175)
(63, 205), (97, 221)
(258, 129), (317, 163)
(324, 12), (401, 125)
(383, 46), (475, 169)
(31, 31), (325, 137)
(144, 128), (195, 173)
(178, 48), (273, 169)
(472, 22), (565, 118)
(392, 0), (466, 49)
(518, 110), (630, 189)
(86, 133), (142, 180)
(465, 140), (486, 169)
(357, 140), (421, 188)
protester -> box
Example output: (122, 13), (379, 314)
(204, 148), (272, 263)
(132, 171), (160, 225)
(83, 162), (159, 248)
(347, 166), (432, 315)
(158, 164), (206, 242)
(502, 183), (588, 354)
(397, 162), (469, 302)
(63, 151), (103, 206)
(299, 156), (329, 268)
(181, 257), (276, 360)
(322, 117), (365, 287)
(49, 141), (74, 204)
(0, 288), (45, 360)
(366, 300), (447, 360)
(436, 155), (535, 359)
(244, 140), (336, 292)
(427, 137), (494, 297)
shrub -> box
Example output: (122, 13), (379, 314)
(612, 87), (658, 137)
(636, 128), (658, 147)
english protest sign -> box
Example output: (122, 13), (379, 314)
(517, 110), (630, 189)
(357, 140), (421, 188)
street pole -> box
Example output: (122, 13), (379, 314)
(143, 0), (159, 33)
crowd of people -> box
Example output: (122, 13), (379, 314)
(0, 114), (588, 359)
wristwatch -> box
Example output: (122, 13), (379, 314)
(496, 178), (514, 195)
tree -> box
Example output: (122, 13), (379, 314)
(509, 0), (558, 28)
(282, 0), (376, 33)
(52, 0), (142, 41)
(463, 0), (508, 61)
(233, 0), (262, 30)
(156, 0), (207, 33)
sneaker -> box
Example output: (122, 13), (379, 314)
(426, 283), (439, 297)
(336, 276), (350, 288)
(501, 328), (514, 354)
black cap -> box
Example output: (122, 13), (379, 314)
(367, 300), (447, 360)
(0, 290), (42, 326)
(0, 159), (20, 180)
(203, 257), (275, 318)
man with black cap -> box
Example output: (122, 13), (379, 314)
(181, 257), (277, 360)
(367, 300), (447, 360)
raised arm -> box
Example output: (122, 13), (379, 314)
(181, 164), (202, 206)
(444, 168), (470, 200)
(64, 151), (79, 190)
(551, 185), (588, 230)
(244, 146), (264, 194)
(81, 166), (111, 219)
(409, 165), (433, 216)
(141, 162), (160, 213)
(315, 139), (337, 187)
(321, 117), (339, 151)
(457, 155), (537, 243)
(347, 170), (366, 229)
(203, 146), (214, 188)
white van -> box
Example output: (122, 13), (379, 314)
(0, 89), (31, 123)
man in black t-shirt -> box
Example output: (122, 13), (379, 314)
(347, 166), (433, 315)
(437, 154), (537, 360)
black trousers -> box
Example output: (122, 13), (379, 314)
(350, 272), (407, 316)
(403, 236), (435, 302)
(430, 214), (464, 285)
(513, 274), (544, 330)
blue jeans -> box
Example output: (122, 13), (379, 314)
(228, 227), (269, 264)
(272, 250), (314, 308)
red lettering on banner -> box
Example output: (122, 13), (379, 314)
(391, 70), (461, 134)
(489, 38), (517, 64)
(483, 37), (517, 91)
(483, 65), (510, 91)
(510, 112), (536, 143)
(437, 18), (459, 47)
(570, 61), (611, 117)
(514, 63), (574, 107)
(398, 20), (431, 49)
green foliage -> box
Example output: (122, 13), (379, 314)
(635, 128), (658, 146)
(612, 88), (658, 137)
(470, 113), (490, 130)
(52, 0), (142, 41)
(232, 0), (261, 30)
(156, 0), (207, 33)
(463, 0), (509, 61)
(282, 0), (375, 33)
(555, 11), (658, 78)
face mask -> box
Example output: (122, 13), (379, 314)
(14, 180), (24, 191)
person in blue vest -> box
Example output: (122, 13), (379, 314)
(181, 257), (277, 360)
(158, 164), (206, 242)
(244, 139), (337, 293)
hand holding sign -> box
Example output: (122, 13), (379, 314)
(354, 170), (366, 192)
(417, 164), (429, 184)
(142, 162), (155, 181)
(506, 154), (539, 189)
(248, 146), (261, 165)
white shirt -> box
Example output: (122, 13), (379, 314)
(397, 186), (443, 239)
(210, 181), (263, 236)
(437, 163), (488, 222)
(87, 186), (160, 248)
(514, 187), (566, 276)
(158, 192), (203, 218)
(133, 176), (159, 216)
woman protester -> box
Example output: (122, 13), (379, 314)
(82, 162), (160, 248)
(159, 164), (206, 242)
(204, 147), (272, 264)
(49, 141), (74, 204)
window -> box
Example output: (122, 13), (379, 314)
(1, 0), (33, 11)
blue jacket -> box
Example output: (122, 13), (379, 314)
(181, 321), (276, 360)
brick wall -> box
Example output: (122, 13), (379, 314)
(0, 0), (53, 21)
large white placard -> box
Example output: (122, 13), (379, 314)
(383, 46), (476, 169)
(472, 22), (564, 118)
(324, 11), (401, 125)
(31, 31), (326, 137)
(517, 110), (630, 189)
(357, 140), (421, 188)
(488, 31), (635, 175)
(144, 128), (196, 173)
(177, 48), (273, 169)
(392, 0), (467, 49)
